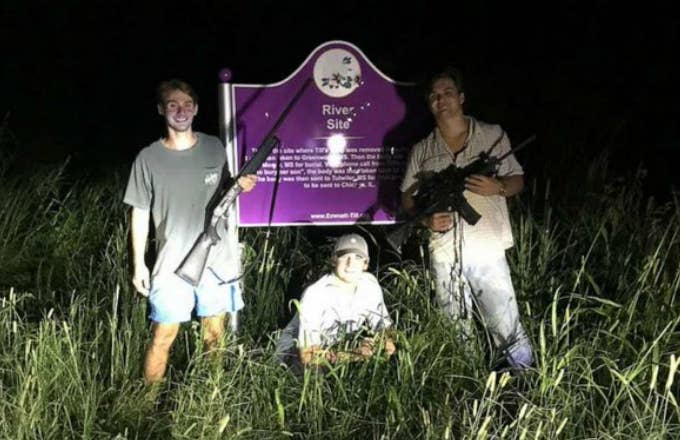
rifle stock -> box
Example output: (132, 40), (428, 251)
(175, 232), (219, 286)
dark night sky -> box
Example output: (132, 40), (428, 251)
(2, 1), (679, 194)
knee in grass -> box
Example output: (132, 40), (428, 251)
(202, 326), (223, 344)
(150, 327), (179, 351)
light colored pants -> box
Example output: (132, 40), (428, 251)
(430, 237), (533, 369)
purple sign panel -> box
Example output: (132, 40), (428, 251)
(230, 40), (429, 226)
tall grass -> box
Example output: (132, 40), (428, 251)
(0, 147), (678, 439)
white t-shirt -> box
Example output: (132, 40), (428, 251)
(297, 272), (392, 348)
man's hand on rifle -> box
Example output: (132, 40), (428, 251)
(425, 212), (453, 232)
(355, 334), (397, 359)
(237, 174), (258, 192)
(465, 174), (505, 196)
(465, 174), (523, 197)
(132, 264), (150, 297)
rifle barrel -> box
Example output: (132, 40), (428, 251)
(496, 134), (536, 161)
(246, 79), (312, 168)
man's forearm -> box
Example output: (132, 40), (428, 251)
(400, 191), (416, 217)
(300, 346), (334, 365)
(498, 175), (524, 197)
(130, 208), (150, 267)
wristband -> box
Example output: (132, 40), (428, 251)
(498, 181), (507, 196)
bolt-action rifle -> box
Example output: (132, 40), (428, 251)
(175, 79), (312, 286)
(386, 134), (535, 253)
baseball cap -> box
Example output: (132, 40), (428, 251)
(333, 233), (369, 261)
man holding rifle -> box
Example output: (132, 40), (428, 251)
(124, 79), (257, 384)
(400, 67), (533, 371)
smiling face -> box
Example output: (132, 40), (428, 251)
(428, 77), (465, 120)
(158, 89), (198, 133)
(333, 252), (368, 285)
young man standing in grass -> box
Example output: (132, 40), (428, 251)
(277, 233), (395, 371)
(124, 79), (257, 384)
(400, 67), (533, 370)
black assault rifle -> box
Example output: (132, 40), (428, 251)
(386, 134), (536, 253)
(175, 79), (312, 286)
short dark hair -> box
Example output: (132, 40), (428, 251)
(156, 79), (199, 106)
(423, 66), (465, 100)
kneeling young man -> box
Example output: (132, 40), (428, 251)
(277, 234), (395, 369)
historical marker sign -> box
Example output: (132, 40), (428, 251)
(223, 40), (429, 226)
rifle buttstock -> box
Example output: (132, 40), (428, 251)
(175, 233), (215, 287)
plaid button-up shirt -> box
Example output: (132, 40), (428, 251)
(400, 117), (523, 255)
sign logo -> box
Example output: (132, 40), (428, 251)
(313, 48), (362, 98)
(204, 172), (219, 185)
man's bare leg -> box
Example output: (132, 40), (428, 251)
(144, 322), (180, 384)
(201, 313), (226, 355)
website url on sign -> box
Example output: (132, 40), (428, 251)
(310, 212), (361, 220)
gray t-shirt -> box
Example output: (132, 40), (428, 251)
(124, 133), (240, 281)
